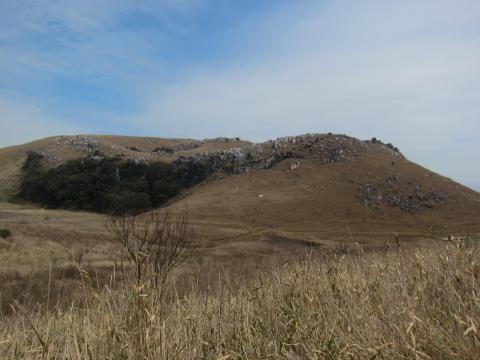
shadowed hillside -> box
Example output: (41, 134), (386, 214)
(0, 135), (251, 201)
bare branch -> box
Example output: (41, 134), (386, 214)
(105, 208), (197, 294)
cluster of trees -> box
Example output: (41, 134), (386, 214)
(18, 152), (206, 213)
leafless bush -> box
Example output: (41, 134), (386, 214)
(106, 209), (195, 293)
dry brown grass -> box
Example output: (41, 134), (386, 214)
(0, 240), (479, 359)
(0, 264), (114, 315)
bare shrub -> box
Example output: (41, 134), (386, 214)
(106, 209), (195, 293)
(104, 208), (196, 355)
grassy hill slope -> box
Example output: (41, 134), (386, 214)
(0, 134), (250, 201)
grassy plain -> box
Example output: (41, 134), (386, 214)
(0, 239), (478, 359)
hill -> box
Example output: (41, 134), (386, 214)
(170, 135), (480, 236)
(1, 133), (479, 229)
(0, 133), (479, 267)
(1, 132), (479, 316)
(0, 134), (250, 201)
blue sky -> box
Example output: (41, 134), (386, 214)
(1, 0), (479, 191)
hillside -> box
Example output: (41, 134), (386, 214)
(0, 134), (250, 201)
(2, 133), (479, 219)
(1, 132), (479, 318)
(1, 133), (479, 255)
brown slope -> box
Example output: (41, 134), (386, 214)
(166, 139), (480, 243)
(1, 133), (478, 241)
(0, 133), (478, 276)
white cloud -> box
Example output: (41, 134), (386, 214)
(130, 0), (480, 189)
(0, 0), (205, 85)
(0, 0), (479, 190)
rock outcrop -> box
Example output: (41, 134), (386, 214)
(359, 175), (448, 213)
(23, 133), (433, 214)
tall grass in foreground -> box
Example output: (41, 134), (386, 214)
(1, 242), (479, 359)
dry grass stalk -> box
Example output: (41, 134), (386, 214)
(0, 242), (479, 359)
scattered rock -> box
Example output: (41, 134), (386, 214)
(202, 137), (241, 144)
(289, 161), (301, 171)
(174, 142), (200, 151)
(130, 157), (146, 166)
(151, 146), (175, 156)
(166, 134), (402, 186)
(359, 176), (448, 213)
(55, 135), (98, 153)
(26, 150), (58, 164)
(89, 150), (105, 162)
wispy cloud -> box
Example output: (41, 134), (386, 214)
(0, 0), (204, 83)
(0, 0), (208, 144)
(129, 0), (480, 188)
(0, 0), (479, 189)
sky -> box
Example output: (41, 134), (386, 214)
(1, 0), (479, 191)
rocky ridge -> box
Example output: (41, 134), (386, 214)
(26, 133), (403, 169)
(174, 133), (404, 176)
(23, 133), (448, 213)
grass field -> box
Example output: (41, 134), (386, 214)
(1, 240), (478, 359)
(1, 134), (479, 358)
(0, 201), (446, 317)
